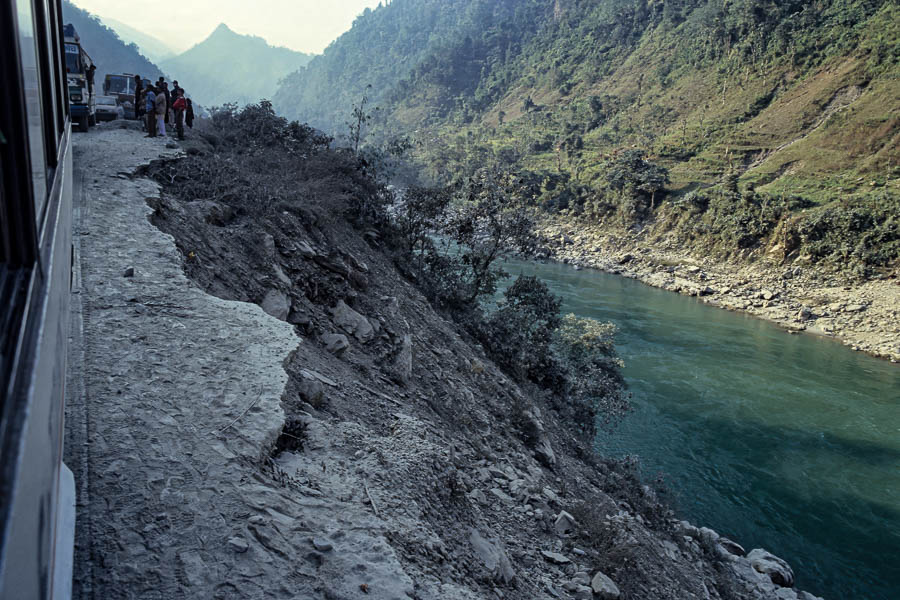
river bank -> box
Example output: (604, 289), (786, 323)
(537, 218), (900, 363)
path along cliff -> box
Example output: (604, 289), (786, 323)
(66, 120), (827, 600)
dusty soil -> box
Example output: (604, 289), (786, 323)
(67, 121), (826, 600)
(538, 219), (900, 363)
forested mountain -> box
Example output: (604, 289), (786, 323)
(101, 17), (177, 64)
(274, 0), (897, 197)
(274, 0), (898, 276)
(161, 24), (313, 108)
(61, 1), (165, 81)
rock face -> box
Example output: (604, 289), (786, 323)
(330, 300), (374, 342)
(468, 529), (515, 584)
(591, 570), (621, 599)
(747, 548), (795, 587)
(260, 289), (290, 321)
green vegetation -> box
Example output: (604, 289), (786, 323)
(275, 0), (898, 277)
(388, 168), (629, 434)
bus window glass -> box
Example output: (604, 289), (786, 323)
(48, 0), (67, 131)
(106, 76), (128, 94)
(64, 43), (80, 73)
(15, 0), (48, 220)
(35, 0), (61, 161)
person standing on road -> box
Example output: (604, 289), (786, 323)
(172, 90), (187, 141)
(155, 85), (167, 137)
(144, 85), (157, 137)
(185, 98), (194, 129)
(161, 81), (171, 126)
(86, 64), (96, 94)
(134, 74), (143, 125)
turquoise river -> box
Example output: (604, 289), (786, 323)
(502, 258), (899, 600)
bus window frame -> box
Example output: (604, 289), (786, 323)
(0, 0), (41, 268)
(33, 0), (63, 171)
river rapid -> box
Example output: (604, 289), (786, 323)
(501, 258), (899, 600)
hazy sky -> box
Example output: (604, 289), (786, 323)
(71, 0), (383, 54)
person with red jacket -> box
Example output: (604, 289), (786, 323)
(172, 90), (187, 141)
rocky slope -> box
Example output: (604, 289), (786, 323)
(538, 218), (900, 363)
(123, 113), (831, 599)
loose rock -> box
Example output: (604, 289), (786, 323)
(591, 571), (621, 599)
(540, 550), (570, 565)
(321, 333), (350, 356)
(260, 289), (290, 321)
(331, 300), (375, 342)
(227, 537), (249, 553)
(747, 548), (794, 587)
(469, 529), (515, 584)
(554, 511), (578, 536)
(311, 537), (333, 552)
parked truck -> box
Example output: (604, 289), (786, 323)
(63, 23), (95, 131)
(103, 73), (148, 119)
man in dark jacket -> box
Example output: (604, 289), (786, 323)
(185, 98), (194, 129)
(134, 74), (143, 125)
(144, 85), (157, 137)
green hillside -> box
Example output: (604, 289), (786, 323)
(161, 24), (313, 108)
(61, 1), (165, 81)
(274, 0), (898, 275)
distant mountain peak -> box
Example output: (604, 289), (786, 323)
(159, 20), (313, 108)
(211, 23), (237, 37)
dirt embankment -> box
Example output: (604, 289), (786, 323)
(134, 120), (828, 599)
(538, 219), (900, 363)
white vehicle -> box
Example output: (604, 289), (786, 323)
(95, 95), (124, 121)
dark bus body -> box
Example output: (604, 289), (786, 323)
(1, 0), (76, 598)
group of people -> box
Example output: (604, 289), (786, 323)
(134, 75), (194, 141)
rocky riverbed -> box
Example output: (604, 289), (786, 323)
(68, 121), (829, 599)
(538, 220), (900, 363)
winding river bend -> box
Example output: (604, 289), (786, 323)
(502, 259), (899, 600)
